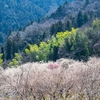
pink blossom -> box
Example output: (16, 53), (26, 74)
(48, 63), (59, 69)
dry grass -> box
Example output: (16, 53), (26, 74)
(0, 57), (100, 100)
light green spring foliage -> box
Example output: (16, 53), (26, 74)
(25, 28), (77, 61)
(38, 42), (51, 61)
(14, 53), (22, 61)
(25, 42), (51, 61)
(92, 18), (100, 29)
(0, 53), (3, 66)
(25, 44), (39, 55)
(23, 19), (100, 62)
(56, 27), (77, 44)
(55, 28), (77, 49)
(61, 29), (90, 61)
(9, 53), (22, 67)
(25, 48), (30, 55)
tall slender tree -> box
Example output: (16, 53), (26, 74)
(77, 11), (83, 27)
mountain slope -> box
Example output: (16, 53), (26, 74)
(47, 0), (100, 20)
(12, 0), (100, 44)
(1, 0), (100, 64)
(0, 0), (67, 40)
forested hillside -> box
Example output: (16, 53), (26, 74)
(0, 0), (69, 44)
(0, 18), (99, 68)
(0, 0), (100, 99)
(0, 0), (100, 67)
(8, 0), (100, 45)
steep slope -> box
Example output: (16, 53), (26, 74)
(0, 0), (67, 44)
(11, 0), (100, 43)
(1, 0), (100, 63)
(48, 0), (100, 20)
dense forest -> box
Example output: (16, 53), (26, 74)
(0, 0), (100, 67)
(0, 0), (100, 100)
(0, 0), (69, 44)
(0, 18), (99, 68)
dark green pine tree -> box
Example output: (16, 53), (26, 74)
(65, 20), (72, 31)
(50, 21), (64, 36)
(83, 12), (89, 23)
(56, 5), (62, 15)
(11, 33), (21, 57)
(56, 20), (64, 32)
(72, 17), (78, 28)
(50, 24), (57, 35)
(77, 11), (83, 27)
(84, 0), (89, 7)
(12, 41), (18, 58)
(0, 46), (4, 61)
(52, 46), (58, 61)
(5, 39), (12, 60)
